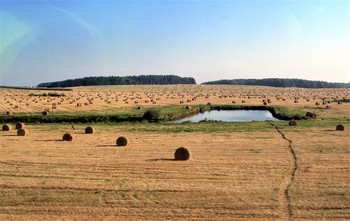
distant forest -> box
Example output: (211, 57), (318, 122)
(202, 78), (350, 88)
(37, 76), (350, 88)
(37, 75), (196, 88)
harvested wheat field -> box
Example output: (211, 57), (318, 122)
(1, 85), (349, 115)
(0, 85), (349, 220)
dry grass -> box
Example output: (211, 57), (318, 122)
(282, 127), (350, 220)
(0, 85), (349, 117)
(0, 85), (349, 220)
(0, 124), (348, 220)
(0, 125), (291, 220)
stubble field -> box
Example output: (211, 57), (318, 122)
(0, 85), (349, 220)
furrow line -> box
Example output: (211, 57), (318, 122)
(269, 122), (298, 220)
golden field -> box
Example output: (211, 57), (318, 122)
(1, 85), (349, 115)
(0, 85), (349, 220)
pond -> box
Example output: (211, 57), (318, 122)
(173, 110), (280, 123)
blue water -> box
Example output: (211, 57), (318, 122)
(174, 110), (279, 123)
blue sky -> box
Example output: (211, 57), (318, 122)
(0, 0), (349, 86)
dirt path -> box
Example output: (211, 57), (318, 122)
(269, 123), (298, 220)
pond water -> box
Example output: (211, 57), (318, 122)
(174, 110), (280, 123)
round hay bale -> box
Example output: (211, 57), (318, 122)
(15, 122), (25, 129)
(6, 111), (13, 116)
(116, 136), (128, 146)
(42, 111), (49, 116)
(2, 124), (12, 131)
(306, 112), (317, 119)
(185, 105), (191, 110)
(336, 124), (345, 131)
(289, 120), (297, 126)
(174, 147), (191, 161)
(17, 128), (28, 136)
(85, 126), (95, 134)
(207, 102), (212, 106)
(63, 133), (74, 141)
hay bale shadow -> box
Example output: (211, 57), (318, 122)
(95, 144), (117, 147)
(146, 158), (176, 162)
(35, 139), (63, 142)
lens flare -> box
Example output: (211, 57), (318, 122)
(0, 11), (35, 83)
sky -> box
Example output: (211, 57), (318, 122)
(0, 0), (349, 86)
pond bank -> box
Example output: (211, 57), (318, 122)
(0, 105), (308, 124)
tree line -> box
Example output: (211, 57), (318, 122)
(37, 75), (196, 88)
(202, 78), (350, 88)
(38, 75), (349, 88)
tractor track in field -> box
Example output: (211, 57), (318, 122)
(269, 122), (298, 220)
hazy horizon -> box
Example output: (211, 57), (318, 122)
(1, 0), (349, 86)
